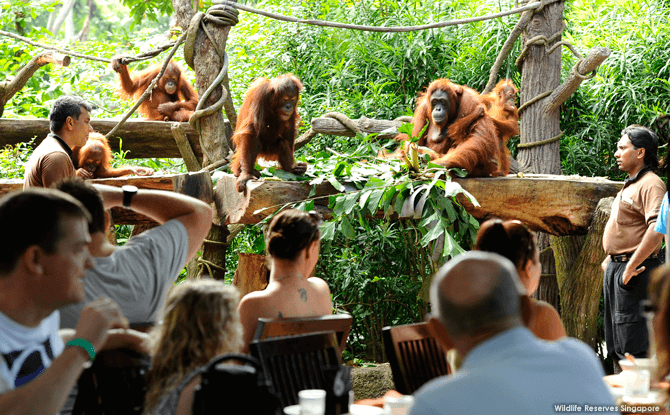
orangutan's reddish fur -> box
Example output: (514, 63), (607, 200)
(385, 79), (508, 177)
(72, 132), (154, 178)
(112, 58), (198, 122)
(481, 79), (519, 150)
(230, 74), (306, 192)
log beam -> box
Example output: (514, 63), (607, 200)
(214, 173), (622, 236)
(0, 119), (232, 159)
(0, 172), (212, 225)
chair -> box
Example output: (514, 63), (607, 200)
(250, 331), (342, 410)
(253, 313), (353, 356)
(71, 348), (150, 415)
(382, 322), (450, 395)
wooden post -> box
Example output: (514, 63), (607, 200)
(232, 253), (269, 298)
(518, 0), (565, 312)
(550, 197), (612, 347)
(173, 0), (235, 280)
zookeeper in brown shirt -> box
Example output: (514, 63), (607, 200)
(23, 95), (93, 189)
(602, 125), (666, 370)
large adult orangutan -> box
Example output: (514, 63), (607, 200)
(389, 79), (508, 177)
(230, 74), (307, 193)
(111, 57), (198, 122)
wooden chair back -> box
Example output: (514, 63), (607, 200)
(382, 322), (450, 395)
(250, 331), (342, 410)
(253, 313), (353, 356)
(71, 348), (150, 415)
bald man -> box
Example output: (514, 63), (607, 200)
(410, 251), (617, 415)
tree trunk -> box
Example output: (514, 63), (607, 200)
(173, 0), (234, 280)
(518, 0), (565, 312)
(48, 0), (75, 36)
(550, 198), (612, 347)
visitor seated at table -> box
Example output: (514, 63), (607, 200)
(238, 209), (332, 352)
(474, 218), (566, 341)
(409, 251), (617, 415)
(142, 279), (243, 415)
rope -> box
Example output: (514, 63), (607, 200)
(184, 2), (239, 162)
(218, 0), (544, 32)
(295, 112), (364, 149)
(517, 90), (551, 114)
(0, 29), (176, 64)
(516, 132), (562, 149)
(515, 22), (566, 70)
(570, 58), (597, 80)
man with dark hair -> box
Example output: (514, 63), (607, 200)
(55, 178), (213, 329)
(410, 251), (616, 415)
(24, 95), (94, 188)
(602, 124), (666, 369)
(0, 188), (130, 413)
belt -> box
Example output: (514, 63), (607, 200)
(611, 252), (660, 263)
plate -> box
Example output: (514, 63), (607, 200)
(283, 404), (385, 415)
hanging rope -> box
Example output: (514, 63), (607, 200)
(216, 0), (544, 32)
(183, 2), (239, 163)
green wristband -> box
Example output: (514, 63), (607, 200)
(66, 338), (96, 361)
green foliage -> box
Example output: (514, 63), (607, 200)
(0, 139), (34, 179)
(560, 0), (670, 178)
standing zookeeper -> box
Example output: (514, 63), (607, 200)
(602, 125), (665, 371)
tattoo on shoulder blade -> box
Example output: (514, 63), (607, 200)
(299, 288), (308, 302)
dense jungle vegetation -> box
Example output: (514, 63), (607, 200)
(1, 0), (669, 361)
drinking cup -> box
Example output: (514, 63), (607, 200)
(299, 389), (327, 415)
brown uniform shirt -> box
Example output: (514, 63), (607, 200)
(23, 134), (75, 189)
(602, 168), (666, 255)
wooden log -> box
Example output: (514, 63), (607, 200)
(550, 197), (612, 347)
(214, 175), (338, 225)
(232, 253), (269, 297)
(310, 116), (406, 139)
(172, 170), (213, 204)
(171, 123), (201, 171)
(543, 47), (611, 114)
(0, 119), (232, 159)
(214, 173), (623, 236)
(0, 173), (207, 225)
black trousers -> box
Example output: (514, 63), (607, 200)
(603, 257), (660, 362)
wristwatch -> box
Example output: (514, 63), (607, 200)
(122, 185), (138, 209)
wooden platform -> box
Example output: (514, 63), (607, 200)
(215, 173), (623, 236)
(0, 172), (213, 225)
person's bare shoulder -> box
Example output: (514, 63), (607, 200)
(532, 300), (566, 341)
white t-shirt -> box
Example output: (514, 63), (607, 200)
(0, 310), (63, 393)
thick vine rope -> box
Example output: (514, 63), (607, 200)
(216, 0), (543, 32)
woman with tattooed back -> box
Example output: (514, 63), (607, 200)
(238, 209), (332, 352)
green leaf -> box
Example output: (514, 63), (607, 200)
(340, 216), (355, 239)
(328, 176), (345, 192)
(343, 192), (360, 215)
(420, 222), (445, 246)
(367, 188), (385, 214)
(359, 189), (372, 211)
(320, 221), (336, 241)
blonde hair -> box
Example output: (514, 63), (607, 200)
(143, 279), (243, 414)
